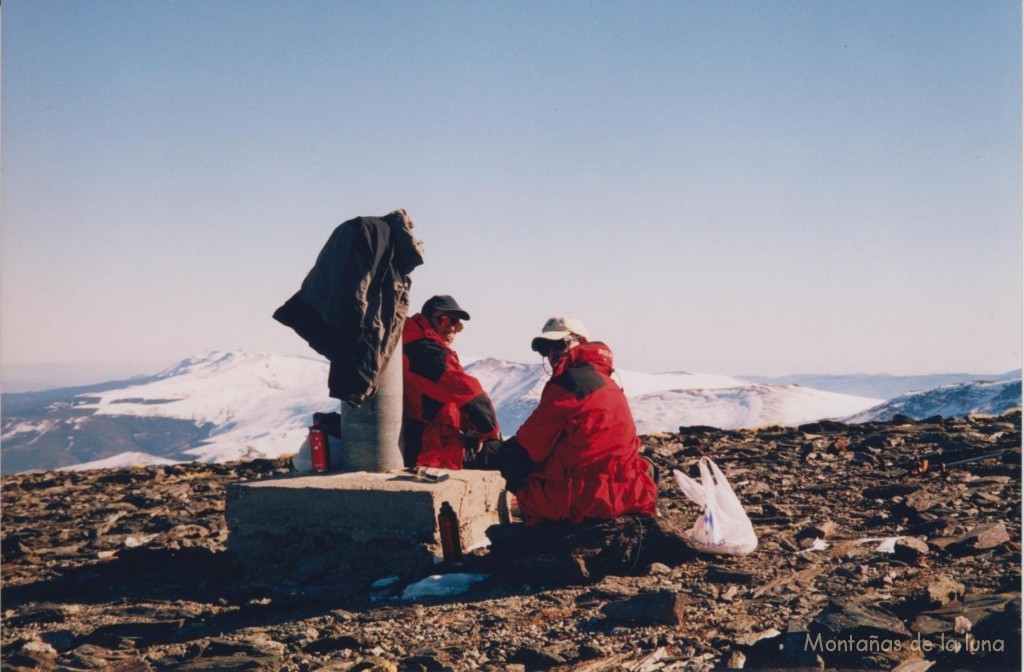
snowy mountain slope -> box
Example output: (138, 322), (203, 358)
(463, 359), (549, 434)
(78, 351), (339, 463)
(842, 378), (1022, 423)
(464, 358), (880, 435)
(1, 351), (340, 473)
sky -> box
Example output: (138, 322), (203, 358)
(1, 1), (1021, 392)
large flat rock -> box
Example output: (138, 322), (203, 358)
(226, 469), (508, 582)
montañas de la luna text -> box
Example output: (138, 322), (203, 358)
(805, 632), (1005, 656)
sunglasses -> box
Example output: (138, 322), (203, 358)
(536, 339), (570, 356)
(436, 314), (464, 333)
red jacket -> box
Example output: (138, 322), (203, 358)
(402, 314), (500, 469)
(514, 342), (657, 525)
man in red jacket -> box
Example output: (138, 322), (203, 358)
(402, 295), (501, 470)
(501, 317), (658, 525)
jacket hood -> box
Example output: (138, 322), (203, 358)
(403, 313), (449, 349)
(383, 210), (426, 275)
(554, 341), (615, 377)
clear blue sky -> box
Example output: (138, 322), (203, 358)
(2, 0), (1021, 391)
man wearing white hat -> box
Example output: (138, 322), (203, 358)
(500, 316), (658, 525)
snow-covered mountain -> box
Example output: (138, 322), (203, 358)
(81, 351), (340, 462)
(461, 358), (549, 434)
(1, 351), (338, 474)
(625, 385), (886, 434)
(842, 378), (1022, 423)
(463, 358), (880, 434)
(4, 349), (1013, 474)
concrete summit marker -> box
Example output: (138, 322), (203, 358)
(226, 469), (508, 582)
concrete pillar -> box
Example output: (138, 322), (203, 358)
(336, 349), (404, 472)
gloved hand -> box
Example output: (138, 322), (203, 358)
(464, 437), (502, 470)
(499, 437), (535, 492)
(462, 430), (483, 454)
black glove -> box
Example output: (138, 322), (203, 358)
(468, 438), (504, 470)
(461, 430), (482, 459)
(499, 437), (535, 492)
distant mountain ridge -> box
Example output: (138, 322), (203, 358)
(1, 352), (338, 474)
(842, 378), (1022, 423)
(0, 375), (164, 416)
(1, 351), (1018, 474)
(743, 371), (1021, 400)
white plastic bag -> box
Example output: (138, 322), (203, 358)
(672, 457), (758, 556)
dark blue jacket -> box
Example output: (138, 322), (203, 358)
(273, 210), (424, 404)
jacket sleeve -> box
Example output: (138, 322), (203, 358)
(514, 383), (579, 464)
(274, 217), (395, 404)
(462, 390), (499, 437)
(406, 341), (498, 433)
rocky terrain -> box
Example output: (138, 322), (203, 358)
(2, 412), (1021, 671)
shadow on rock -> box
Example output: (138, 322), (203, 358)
(2, 546), (261, 609)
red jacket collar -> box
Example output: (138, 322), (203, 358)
(553, 341), (614, 377)
(404, 313), (452, 350)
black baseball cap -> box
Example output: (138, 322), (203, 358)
(421, 295), (470, 321)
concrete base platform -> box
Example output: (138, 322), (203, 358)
(226, 469), (508, 583)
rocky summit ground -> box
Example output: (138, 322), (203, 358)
(2, 412), (1021, 672)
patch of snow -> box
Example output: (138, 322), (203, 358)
(124, 534), (159, 548)
(466, 537), (492, 552)
(401, 573), (489, 600)
(2, 419), (61, 442)
(57, 452), (181, 472)
(798, 538), (830, 553)
(875, 538), (899, 553)
(371, 576), (401, 589)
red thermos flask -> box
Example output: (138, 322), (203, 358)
(309, 422), (330, 473)
(438, 501), (463, 563)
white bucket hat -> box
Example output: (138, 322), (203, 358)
(531, 316), (590, 352)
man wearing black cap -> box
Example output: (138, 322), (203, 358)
(401, 295), (501, 470)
